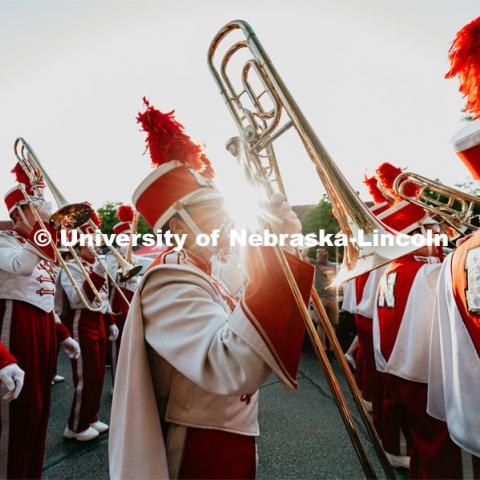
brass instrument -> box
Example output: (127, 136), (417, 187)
(80, 215), (142, 312)
(209, 20), (396, 479)
(102, 211), (141, 314)
(209, 22), (419, 287)
(14, 138), (91, 230)
(83, 243), (132, 311)
(125, 211), (140, 265)
(87, 219), (142, 281)
(14, 139), (104, 312)
(393, 171), (480, 239)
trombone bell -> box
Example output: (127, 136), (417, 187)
(119, 264), (142, 281)
(87, 219), (142, 281)
(332, 223), (419, 286)
(50, 203), (92, 230)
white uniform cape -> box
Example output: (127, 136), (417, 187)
(341, 266), (386, 317)
(373, 259), (441, 383)
(427, 253), (480, 457)
(109, 252), (300, 479)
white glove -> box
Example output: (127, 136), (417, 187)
(61, 337), (81, 359)
(260, 192), (302, 235)
(92, 258), (106, 275)
(108, 324), (119, 341)
(0, 363), (25, 401)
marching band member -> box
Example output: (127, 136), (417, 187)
(428, 171), (480, 476)
(348, 174), (392, 413)
(346, 167), (414, 468)
(372, 164), (464, 478)
(427, 18), (480, 476)
(0, 165), (80, 479)
(105, 205), (139, 384)
(59, 211), (118, 442)
(109, 99), (314, 479)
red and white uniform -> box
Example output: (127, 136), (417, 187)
(350, 271), (388, 426)
(428, 231), (480, 476)
(109, 246), (313, 479)
(344, 268), (385, 402)
(342, 267), (407, 459)
(110, 100), (313, 479)
(0, 229), (69, 479)
(105, 248), (139, 383)
(374, 254), (463, 478)
(59, 257), (113, 434)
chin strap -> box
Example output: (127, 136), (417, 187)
(177, 206), (203, 238)
(174, 203), (232, 257)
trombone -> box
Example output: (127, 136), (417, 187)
(125, 211), (140, 265)
(80, 213), (142, 312)
(14, 138), (105, 312)
(79, 238), (133, 311)
(208, 20), (396, 479)
(393, 171), (480, 239)
(86, 219), (142, 282)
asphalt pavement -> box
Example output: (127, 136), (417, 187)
(42, 345), (406, 479)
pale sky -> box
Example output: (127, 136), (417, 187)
(1, 0), (479, 218)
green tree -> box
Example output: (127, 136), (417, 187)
(301, 195), (341, 260)
(97, 202), (119, 235)
(96, 202), (152, 244)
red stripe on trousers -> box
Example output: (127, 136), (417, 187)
(65, 309), (106, 433)
(178, 427), (256, 479)
(0, 300), (57, 479)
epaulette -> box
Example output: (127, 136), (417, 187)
(0, 230), (16, 239)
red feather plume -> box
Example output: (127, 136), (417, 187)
(137, 98), (215, 177)
(446, 17), (480, 119)
(363, 175), (387, 204)
(11, 163), (34, 194)
(376, 162), (402, 191)
(376, 162), (420, 199)
(117, 204), (134, 222)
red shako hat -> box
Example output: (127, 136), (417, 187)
(4, 162), (44, 214)
(132, 98), (221, 232)
(373, 163), (427, 233)
(363, 175), (391, 216)
(451, 120), (480, 180)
